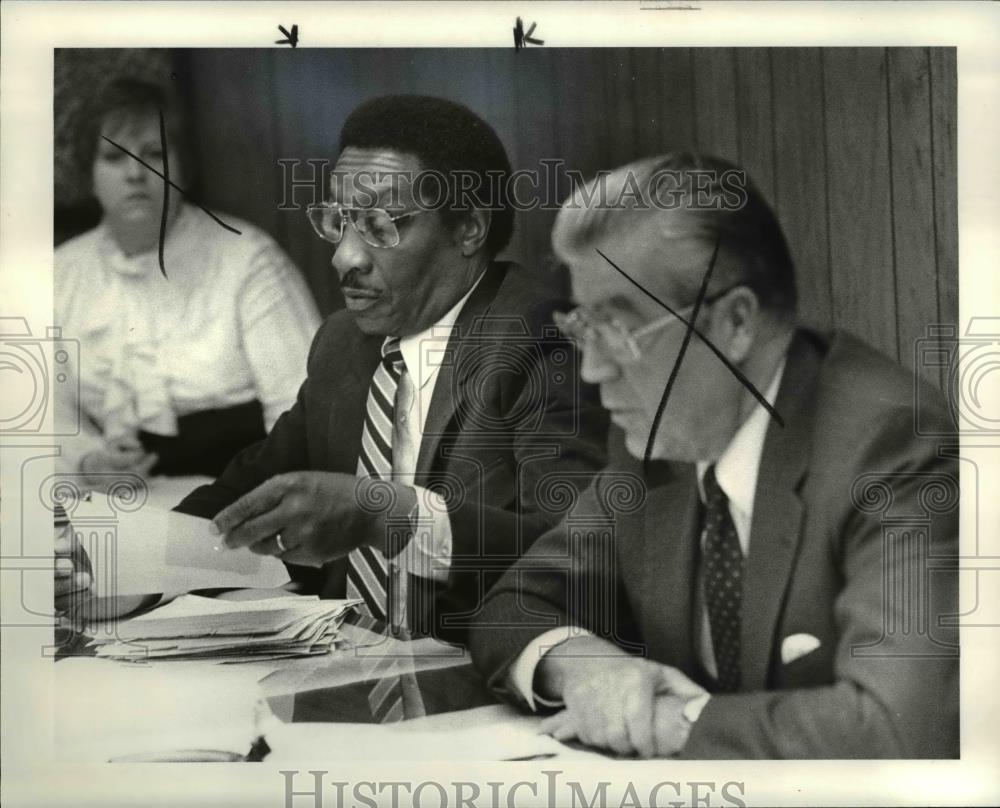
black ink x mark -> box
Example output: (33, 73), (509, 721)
(100, 132), (243, 273)
(513, 17), (544, 51)
(639, 237), (718, 469)
(594, 241), (784, 470)
(276, 24), (299, 48)
(157, 109), (170, 277)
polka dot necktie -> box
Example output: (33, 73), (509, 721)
(702, 464), (744, 692)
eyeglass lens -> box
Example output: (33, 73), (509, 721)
(309, 207), (400, 248)
(556, 311), (637, 361)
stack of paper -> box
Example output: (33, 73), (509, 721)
(90, 594), (361, 662)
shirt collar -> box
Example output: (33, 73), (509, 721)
(696, 356), (786, 522)
(399, 270), (485, 391)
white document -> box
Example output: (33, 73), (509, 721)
(71, 492), (290, 597)
(55, 657), (265, 762)
(262, 704), (609, 762)
(263, 716), (564, 762)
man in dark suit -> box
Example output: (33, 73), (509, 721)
(56, 95), (608, 640)
(468, 152), (959, 758)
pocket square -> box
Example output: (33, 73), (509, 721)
(781, 633), (821, 665)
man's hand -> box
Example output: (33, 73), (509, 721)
(54, 518), (162, 641)
(81, 436), (157, 489)
(543, 693), (696, 758)
(54, 520), (93, 615)
(651, 694), (696, 757)
(536, 635), (706, 758)
(212, 472), (418, 567)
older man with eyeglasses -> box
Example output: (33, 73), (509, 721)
(56, 95), (609, 643)
(468, 152), (959, 759)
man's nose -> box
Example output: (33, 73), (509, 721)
(579, 341), (621, 386)
(330, 221), (372, 281)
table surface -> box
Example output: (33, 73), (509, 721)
(54, 592), (516, 762)
(52, 483), (599, 763)
(266, 617), (501, 725)
(60, 474), (501, 729)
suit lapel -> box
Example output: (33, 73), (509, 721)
(327, 332), (381, 471)
(740, 331), (823, 690)
(637, 460), (702, 675)
(415, 263), (508, 477)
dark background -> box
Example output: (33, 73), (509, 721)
(55, 47), (957, 388)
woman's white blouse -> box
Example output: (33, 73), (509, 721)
(55, 203), (321, 471)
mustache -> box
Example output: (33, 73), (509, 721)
(339, 269), (380, 293)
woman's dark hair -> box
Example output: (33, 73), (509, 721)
(338, 94), (514, 258)
(73, 78), (192, 181)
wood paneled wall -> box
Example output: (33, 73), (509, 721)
(182, 47), (957, 387)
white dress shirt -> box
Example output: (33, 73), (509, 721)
(509, 359), (786, 711)
(54, 203), (321, 472)
(386, 272), (485, 620)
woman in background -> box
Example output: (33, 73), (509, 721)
(56, 79), (320, 491)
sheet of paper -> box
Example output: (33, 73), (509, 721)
(71, 492), (290, 597)
(55, 657), (265, 762)
(261, 705), (609, 762)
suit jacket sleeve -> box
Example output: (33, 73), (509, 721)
(175, 318), (335, 592)
(682, 407), (959, 759)
(174, 317), (324, 518)
(470, 408), (959, 758)
(468, 466), (641, 699)
(427, 298), (611, 637)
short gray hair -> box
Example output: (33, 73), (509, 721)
(552, 152), (797, 315)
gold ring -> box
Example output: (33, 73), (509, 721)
(275, 533), (287, 553)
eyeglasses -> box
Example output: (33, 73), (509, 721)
(554, 282), (744, 365)
(306, 202), (425, 249)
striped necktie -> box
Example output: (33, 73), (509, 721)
(347, 336), (406, 624)
(702, 464), (744, 692)
(351, 612), (415, 724)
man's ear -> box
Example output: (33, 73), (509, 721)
(716, 286), (760, 363)
(455, 209), (491, 257)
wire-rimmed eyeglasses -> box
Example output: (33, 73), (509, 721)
(553, 282), (744, 365)
(306, 202), (425, 249)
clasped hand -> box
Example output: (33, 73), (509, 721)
(212, 471), (418, 567)
(536, 636), (708, 758)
